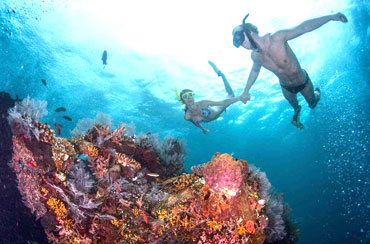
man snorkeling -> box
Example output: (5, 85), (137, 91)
(176, 61), (242, 134)
(233, 12), (348, 129)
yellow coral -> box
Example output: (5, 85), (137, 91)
(87, 146), (99, 157)
(207, 219), (223, 232)
(237, 223), (247, 235)
(64, 219), (74, 230)
(47, 197), (67, 218)
(131, 208), (140, 217)
(111, 219), (120, 227)
(157, 209), (168, 220)
(250, 192), (258, 199)
(41, 187), (49, 195)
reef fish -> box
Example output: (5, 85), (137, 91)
(142, 210), (148, 224)
(55, 107), (66, 112)
(146, 173), (159, 177)
(62, 116), (72, 121)
(41, 79), (47, 86)
(28, 160), (37, 168)
(54, 123), (62, 136)
(102, 50), (107, 68)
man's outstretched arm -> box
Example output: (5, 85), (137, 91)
(240, 62), (262, 103)
(274, 12), (348, 41)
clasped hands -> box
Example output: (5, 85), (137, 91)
(239, 91), (250, 104)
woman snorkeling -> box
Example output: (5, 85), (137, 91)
(176, 61), (242, 134)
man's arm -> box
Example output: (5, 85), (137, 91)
(191, 121), (209, 134)
(241, 62), (262, 103)
(274, 12), (348, 41)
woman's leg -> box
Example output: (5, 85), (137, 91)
(208, 61), (235, 97)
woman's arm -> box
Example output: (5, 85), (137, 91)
(192, 121), (209, 134)
(200, 96), (241, 107)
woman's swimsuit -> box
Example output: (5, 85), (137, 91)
(281, 70), (311, 94)
(201, 108), (211, 118)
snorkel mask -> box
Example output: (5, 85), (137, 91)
(175, 87), (194, 105)
(233, 13), (258, 49)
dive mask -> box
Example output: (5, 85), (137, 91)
(181, 92), (194, 100)
(233, 13), (257, 49)
(233, 31), (245, 48)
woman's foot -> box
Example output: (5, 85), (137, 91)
(208, 60), (222, 76)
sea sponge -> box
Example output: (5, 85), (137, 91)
(203, 153), (248, 197)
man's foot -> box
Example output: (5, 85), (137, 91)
(208, 61), (223, 77)
(291, 105), (304, 130)
(309, 88), (321, 109)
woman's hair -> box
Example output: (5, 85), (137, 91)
(179, 89), (193, 103)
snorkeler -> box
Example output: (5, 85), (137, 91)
(233, 12), (348, 129)
(176, 62), (241, 134)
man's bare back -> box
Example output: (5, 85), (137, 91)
(233, 12), (348, 129)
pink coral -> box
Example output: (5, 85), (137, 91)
(203, 153), (248, 197)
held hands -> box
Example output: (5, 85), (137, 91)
(332, 12), (348, 23)
(240, 92), (251, 104)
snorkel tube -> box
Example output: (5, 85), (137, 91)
(242, 13), (258, 50)
(174, 87), (184, 105)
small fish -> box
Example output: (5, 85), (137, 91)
(55, 107), (66, 112)
(142, 210), (148, 224)
(41, 79), (47, 86)
(27, 160), (37, 168)
(102, 50), (107, 68)
(146, 173), (159, 177)
(204, 190), (211, 201)
(62, 116), (72, 121)
(54, 123), (62, 136)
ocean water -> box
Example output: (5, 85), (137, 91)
(0, 0), (369, 243)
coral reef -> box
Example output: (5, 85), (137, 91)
(135, 133), (186, 177)
(7, 98), (298, 244)
(0, 92), (48, 243)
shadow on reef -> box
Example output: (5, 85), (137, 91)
(4, 94), (299, 244)
(0, 92), (48, 244)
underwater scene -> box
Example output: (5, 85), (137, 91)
(0, 0), (369, 243)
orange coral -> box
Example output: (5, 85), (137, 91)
(86, 145), (99, 158)
(245, 220), (256, 234)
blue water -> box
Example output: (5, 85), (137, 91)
(1, 0), (369, 243)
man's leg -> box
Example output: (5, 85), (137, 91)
(300, 76), (321, 108)
(282, 88), (303, 129)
